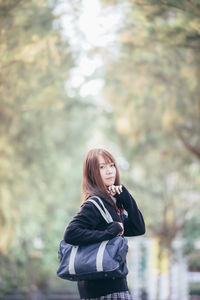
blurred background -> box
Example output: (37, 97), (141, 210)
(0, 0), (200, 299)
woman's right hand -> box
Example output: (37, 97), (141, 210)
(117, 222), (124, 236)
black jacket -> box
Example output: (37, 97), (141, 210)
(64, 185), (145, 298)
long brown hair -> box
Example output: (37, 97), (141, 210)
(81, 148), (121, 210)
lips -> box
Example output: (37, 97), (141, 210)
(106, 177), (114, 180)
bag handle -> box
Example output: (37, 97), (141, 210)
(87, 196), (113, 224)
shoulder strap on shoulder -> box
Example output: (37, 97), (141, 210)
(87, 196), (113, 224)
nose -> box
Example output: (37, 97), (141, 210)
(106, 166), (113, 174)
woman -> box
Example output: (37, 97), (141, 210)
(64, 148), (145, 300)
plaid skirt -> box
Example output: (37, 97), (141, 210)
(81, 290), (133, 300)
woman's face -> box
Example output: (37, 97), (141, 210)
(98, 155), (116, 187)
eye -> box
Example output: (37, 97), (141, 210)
(100, 165), (104, 169)
(110, 163), (115, 167)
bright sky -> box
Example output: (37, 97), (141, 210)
(55, 0), (123, 99)
(54, 0), (130, 166)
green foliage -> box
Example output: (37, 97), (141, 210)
(0, 0), (96, 294)
(182, 213), (200, 255)
(99, 0), (200, 256)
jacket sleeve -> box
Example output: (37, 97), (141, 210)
(63, 201), (123, 246)
(115, 185), (146, 236)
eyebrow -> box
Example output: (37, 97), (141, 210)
(99, 162), (113, 165)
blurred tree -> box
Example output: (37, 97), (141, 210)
(0, 0), (96, 294)
(97, 0), (200, 298)
(101, 0), (200, 160)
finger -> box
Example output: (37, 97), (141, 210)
(116, 186), (121, 194)
(111, 185), (115, 193)
(115, 187), (120, 194)
(109, 188), (114, 195)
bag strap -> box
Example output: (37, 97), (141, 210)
(87, 196), (113, 224)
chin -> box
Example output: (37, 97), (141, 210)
(106, 181), (114, 186)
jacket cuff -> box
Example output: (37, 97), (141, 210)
(106, 221), (122, 237)
(114, 184), (129, 201)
